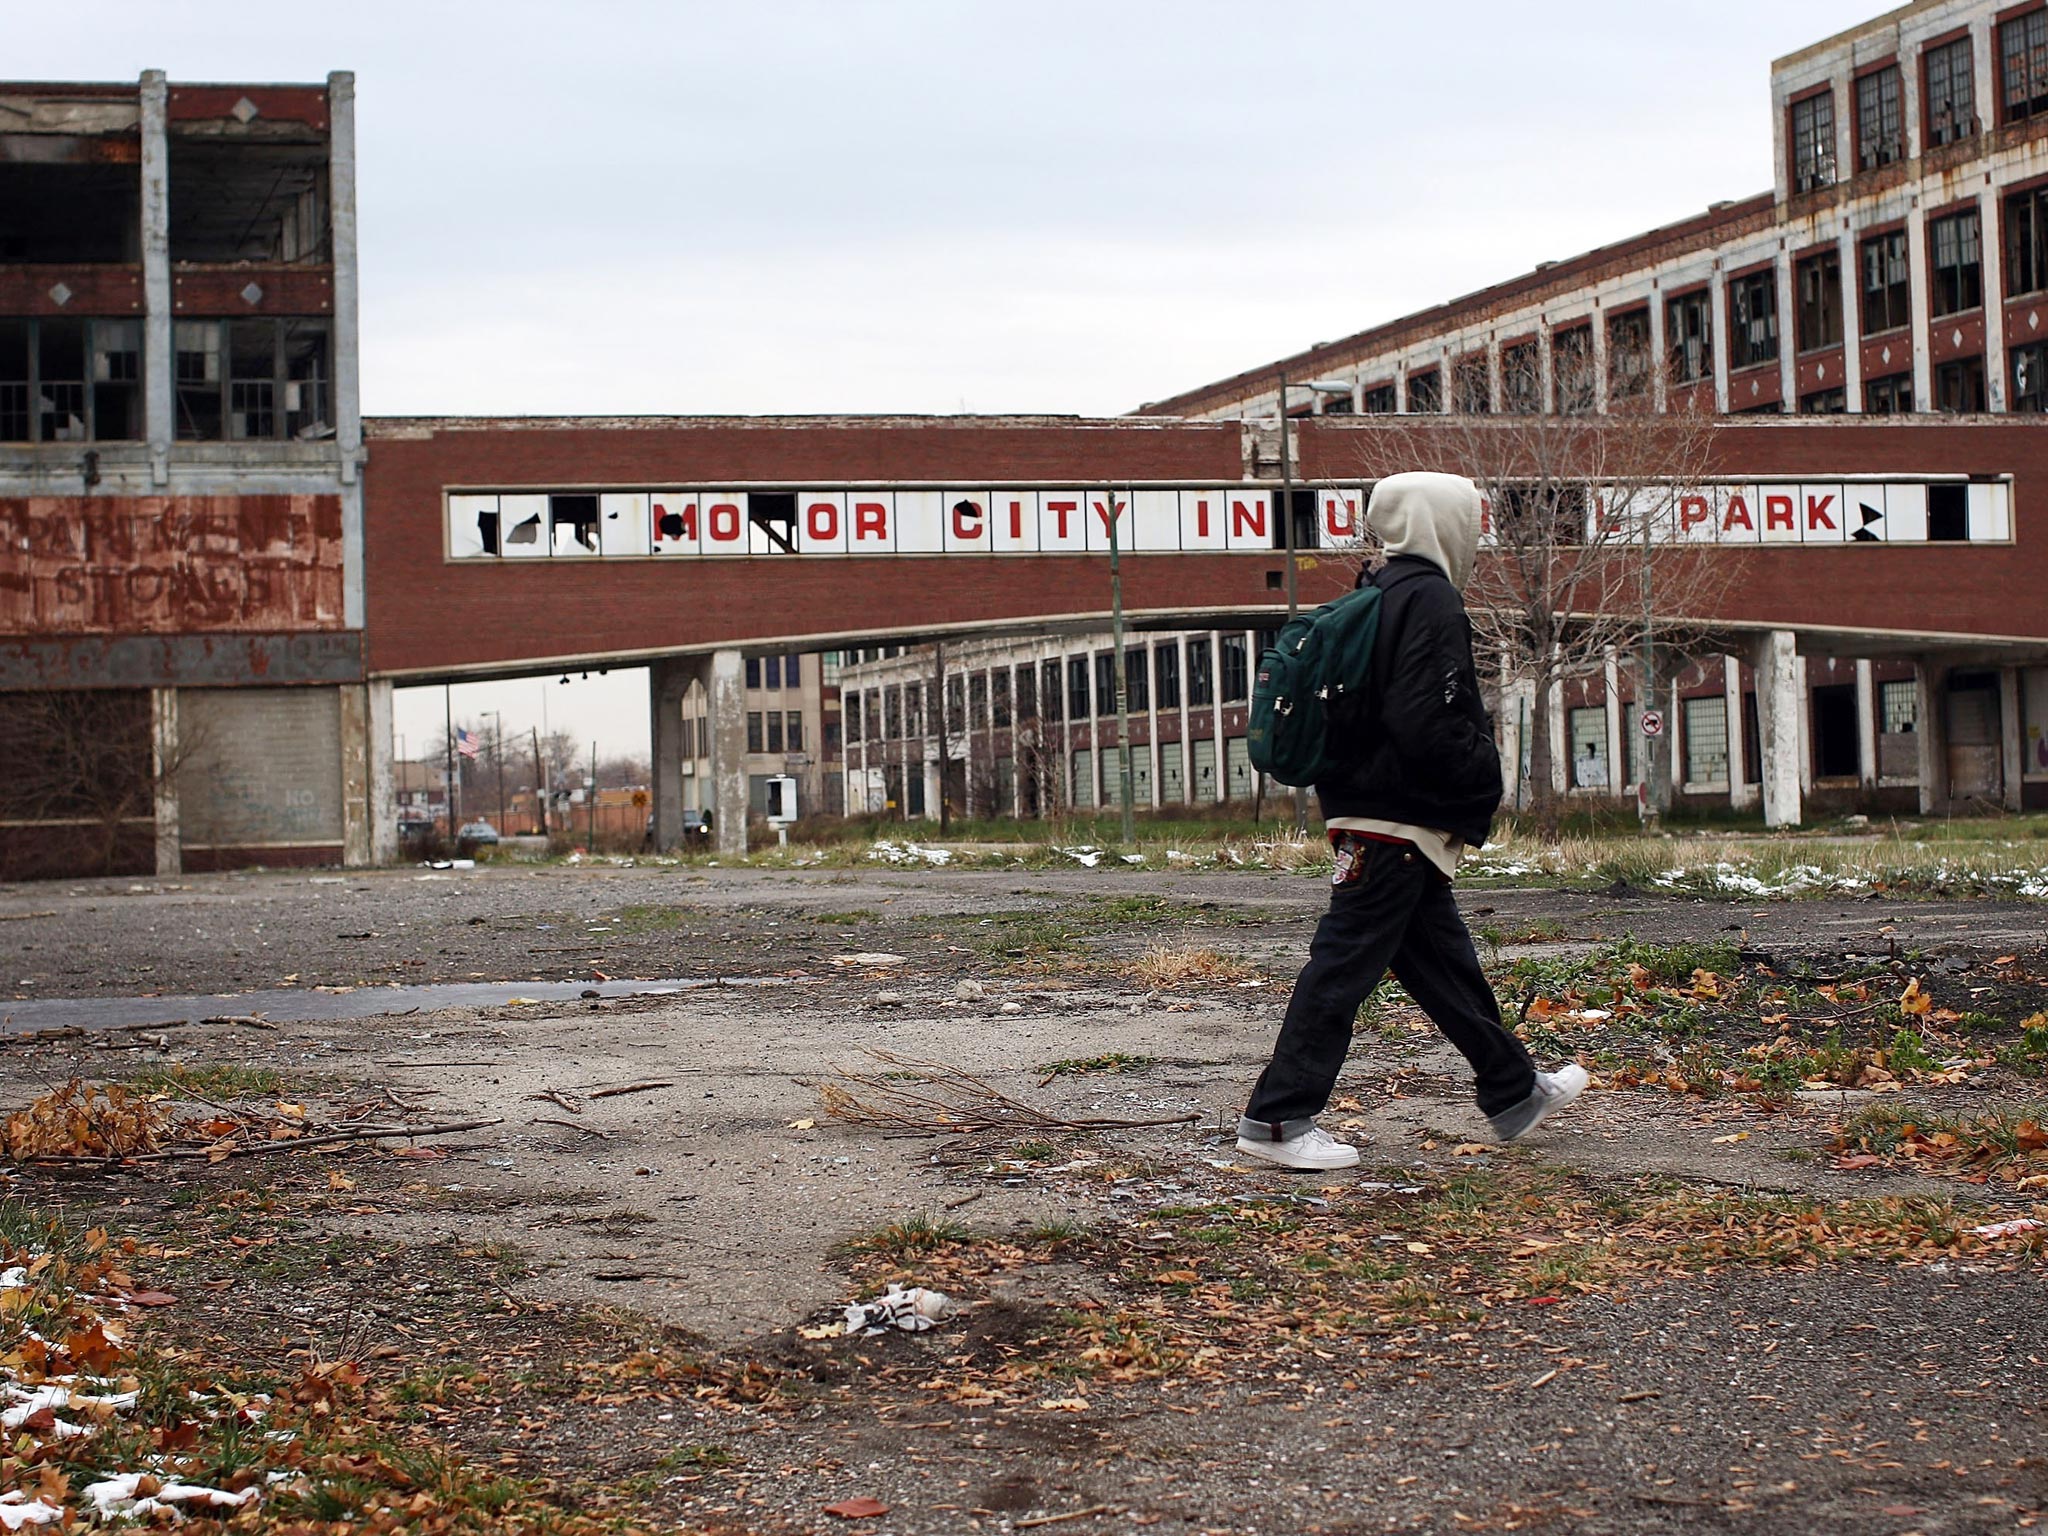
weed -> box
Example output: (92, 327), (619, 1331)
(856, 1212), (971, 1257)
(1040, 1053), (1155, 1078)
(810, 910), (876, 925)
(1012, 1141), (1059, 1161)
(1127, 944), (1256, 987)
(1028, 1218), (1088, 1244)
(129, 1062), (286, 1098)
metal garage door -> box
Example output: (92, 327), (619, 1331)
(177, 688), (342, 851)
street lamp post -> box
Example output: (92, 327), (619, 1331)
(485, 709), (506, 831)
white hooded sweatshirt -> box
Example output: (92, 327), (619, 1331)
(1323, 471), (1487, 877)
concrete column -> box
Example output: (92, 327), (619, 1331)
(328, 72), (365, 627)
(1547, 673), (1568, 796)
(367, 678), (396, 864)
(2000, 666), (2025, 811)
(1915, 662), (1951, 813)
(1603, 650), (1624, 799)
(1591, 311), (1611, 415)
(648, 657), (692, 849)
(1854, 659), (1878, 786)
(1907, 211), (1934, 411)
(1839, 225), (1865, 407)
(1649, 285), (1669, 412)
(151, 687), (180, 876)
(1981, 185), (2009, 410)
(1144, 650), (1161, 809)
(1393, 365), (1407, 415)
(1776, 246), (1799, 409)
(339, 684), (371, 866)
(1537, 326), (1555, 415)
(1176, 634), (1192, 806)
(138, 72), (171, 486)
(1709, 268), (1731, 413)
(1723, 655), (1749, 808)
(1752, 630), (1803, 827)
(1796, 655), (1816, 793)
(1210, 632), (1226, 802)
(706, 648), (748, 856)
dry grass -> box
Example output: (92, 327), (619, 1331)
(1127, 944), (1258, 988)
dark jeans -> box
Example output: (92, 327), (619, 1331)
(1241, 839), (1536, 1139)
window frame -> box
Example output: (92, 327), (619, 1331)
(1726, 266), (1780, 371)
(172, 315), (332, 443)
(1858, 226), (1913, 335)
(1550, 323), (1595, 413)
(1927, 205), (1984, 316)
(1404, 368), (1441, 413)
(2013, 338), (2048, 410)
(1664, 286), (1714, 384)
(1789, 87), (1839, 193)
(1922, 32), (1977, 147)
(1854, 61), (1905, 171)
(2006, 180), (2048, 297)
(1794, 245), (1844, 352)
(1499, 338), (1541, 413)
(0, 316), (144, 444)
(1606, 307), (1653, 401)
(2001, 7), (2048, 126)
(1451, 351), (1492, 414)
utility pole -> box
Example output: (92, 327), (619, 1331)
(1638, 494), (1661, 829)
(486, 710), (506, 831)
(1276, 373), (1308, 838)
(934, 641), (950, 835)
(1106, 484), (1136, 847)
(443, 684), (458, 832)
(589, 740), (598, 851)
(530, 726), (547, 837)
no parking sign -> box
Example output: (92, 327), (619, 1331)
(1639, 710), (1665, 737)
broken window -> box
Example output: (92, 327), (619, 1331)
(1220, 635), (1249, 704)
(2008, 184), (2048, 297)
(2013, 341), (2048, 411)
(745, 657), (762, 688)
(1500, 341), (1541, 414)
(945, 676), (965, 733)
(1404, 369), (1441, 413)
(1934, 356), (1986, 413)
(1855, 65), (1903, 169)
(1125, 648), (1149, 712)
(1361, 382), (1397, 414)
(1727, 270), (1778, 370)
(0, 160), (140, 263)
(1795, 249), (1842, 351)
(747, 491), (797, 555)
(174, 318), (332, 440)
(992, 670), (1011, 728)
(969, 673), (988, 729)
(168, 138), (328, 263)
(1790, 90), (1837, 192)
(843, 692), (862, 740)
(1682, 696), (1730, 786)
(1188, 639), (1215, 707)
(549, 494), (600, 555)
(0, 317), (139, 443)
(904, 683), (922, 736)
(1799, 387), (1847, 414)
(1015, 668), (1036, 723)
(787, 711), (804, 752)
(1094, 653), (1115, 716)
(1606, 309), (1651, 401)
(1859, 230), (1911, 335)
(1551, 325), (1594, 413)
(1451, 353), (1491, 413)
(2002, 8), (2048, 125)
(1930, 210), (1982, 315)
(746, 712), (764, 753)
(1865, 372), (1913, 414)
(1039, 660), (1062, 723)
(1879, 679), (1917, 734)
(1924, 36), (1976, 146)
(1154, 643), (1181, 709)
(1665, 290), (1713, 384)
(1067, 656), (1089, 721)
(767, 711), (785, 753)
(1928, 483), (1968, 539)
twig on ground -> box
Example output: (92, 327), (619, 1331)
(201, 1014), (276, 1030)
(1016, 1507), (1122, 1530)
(530, 1089), (583, 1114)
(1, 1018), (193, 1049)
(14, 1117), (505, 1167)
(821, 1049), (1201, 1133)
(534, 1117), (612, 1138)
(587, 1080), (674, 1100)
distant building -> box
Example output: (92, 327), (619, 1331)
(678, 650), (844, 820)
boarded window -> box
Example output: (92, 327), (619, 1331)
(1569, 707), (1609, 788)
(1682, 696), (1730, 786)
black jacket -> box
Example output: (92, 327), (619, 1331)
(1314, 554), (1504, 847)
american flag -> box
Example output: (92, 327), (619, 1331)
(455, 728), (481, 760)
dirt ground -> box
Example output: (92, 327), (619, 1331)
(1, 862), (2044, 1534)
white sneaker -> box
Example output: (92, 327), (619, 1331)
(1489, 1063), (1590, 1143)
(1234, 1126), (1361, 1170)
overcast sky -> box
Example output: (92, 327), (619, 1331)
(24, 0), (1882, 763)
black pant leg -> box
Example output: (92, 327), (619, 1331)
(1389, 877), (1537, 1117)
(1241, 842), (1427, 1136)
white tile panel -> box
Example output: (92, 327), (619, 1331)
(797, 492), (849, 554)
(498, 494), (550, 557)
(894, 490), (946, 554)
(649, 491), (700, 556)
(847, 492), (896, 555)
(598, 492), (649, 557)
(1968, 482), (2011, 541)
(1084, 490), (1131, 553)
(1224, 489), (1273, 551)
(1799, 484), (1848, 543)
(1758, 485), (1802, 544)
(1129, 490), (1183, 552)
(699, 492), (749, 556)
(1877, 482), (1926, 542)
(446, 494), (497, 559)
(941, 491), (994, 553)
(1037, 490), (1088, 552)
(1180, 490), (1230, 550)
(988, 491), (1039, 554)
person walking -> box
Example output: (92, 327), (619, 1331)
(1236, 472), (1587, 1170)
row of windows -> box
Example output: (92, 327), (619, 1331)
(841, 636), (1259, 742)
(742, 654), (805, 690)
(678, 711), (814, 759)
(1787, 15), (2048, 196)
(0, 317), (333, 444)
(1348, 184), (2048, 418)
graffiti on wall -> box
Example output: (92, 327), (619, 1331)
(0, 495), (345, 635)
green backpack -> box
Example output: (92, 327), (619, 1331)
(1246, 584), (1384, 787)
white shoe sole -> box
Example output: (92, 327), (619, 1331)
(1500, 1064), (1590, 1143)
(1234, 1135), (1361, 1171)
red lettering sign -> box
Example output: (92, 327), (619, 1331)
(951, 499), (984, 541)
(1722, 494), (1755, 532)
(707, 502), (742, 543)
(1004, 498), (1025, 540)
(1323, 495), (1357, 538)
(1678, 494), (1711, 532)
(1805, 493), (1836, 531)
(1045, 499), (1077, 540)
(1764, 494), (1795, 531)
(853, 501), (889, 542)
(1091, 497), (1127, 537)
(1194, 498), (1212, 538)
(1230, 497), (1267, 540)
(805, 501), (840, 542)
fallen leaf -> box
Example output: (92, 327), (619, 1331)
(824, 1497), (890, 1520)
(1036, 1398), (1089, 1412)
(1711, 1132), (1750, 1145)
(1899, 978), (1932, 1016)
(121, 1289), (178, 1307)
(1451, 1143), (1490, 1157)
(787, 1119), (816, 1131)
(1405, 1241), (1433, 1255)
(797, 1324), (839, 1341)
(327, 1170), (357, 1191)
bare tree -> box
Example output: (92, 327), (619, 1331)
(1334, 350), (1731, 837)
(0, 690), (208, 878)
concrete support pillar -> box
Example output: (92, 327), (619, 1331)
(1210, 632), (1226, 804)
(151, 687), (180, 876)
(1546, 672), (1568, 796)
(1907, 212), (1933, 411)
(1796, 655), (1815, 793)
(1982, 185), (2009, 410)
(649, 657), (692, 849)
(2000, 666), (2025, 811)
(1723, 655), (1750, 809)
(1176, 634), (1192, 806)
(339, 683), (370, 867)
(328, 72), (365, 627)
(1603, 650), (1624, 800)
(139, 72), (171, 486)
(1854, 659), (1878, 787)
(1915, 661), (1951, 813)
(1751, 630), (1803, 828)
(1591, 312), (1610, 416)
(1709, 268), (1731, 413)
(1775, 246), (1799, 410)
(1649, 285), (1669, 413)
(367, 678), (397, 864)
(706, 648), (748, 856)
(1839, 225), (1865, 407)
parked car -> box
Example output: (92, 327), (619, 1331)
(456, 819), (500, 847)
